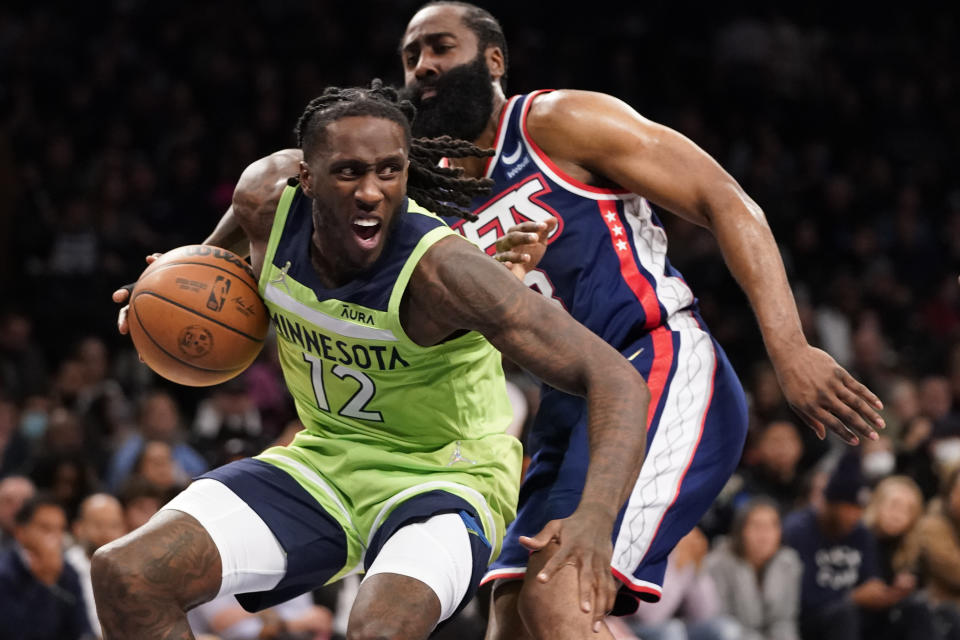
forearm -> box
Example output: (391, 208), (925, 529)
(709, 188), (805, 362)
(579, 367), (650, 520)
(202, 205), (250, 258)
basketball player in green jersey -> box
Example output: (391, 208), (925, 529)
(96, 83), (651, 639)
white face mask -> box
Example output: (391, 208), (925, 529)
(933, 438), (960, 468)
(862, 450), (895, 480)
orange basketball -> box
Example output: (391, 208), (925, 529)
(128, 245), (270, 387)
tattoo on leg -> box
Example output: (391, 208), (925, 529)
(93, 511), (222, 640)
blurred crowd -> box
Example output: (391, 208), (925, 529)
(1, 1), (959, 639)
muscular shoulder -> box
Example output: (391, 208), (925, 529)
(232, 148), (303, 240)
(404, 235), (524, 344)
(526, 90), (658, 165)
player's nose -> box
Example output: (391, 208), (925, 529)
(354, 174), (383, 210)
(412, 51), (439, 81)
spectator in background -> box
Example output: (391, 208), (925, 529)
(922, 376), (956, 433)
(861, 475), (929, 640)
(191, 377), (263, 466)
(72, 336), (130, 466)
(703, 420), (806, 538)
(623, 528), (737, 640)
(908, 466), (960, 639)
(130, 439), (188, 498)
(0, 310), (48, 401)
(738, 421), (806, 515)
(106, 390), (206, 491)
(29, 452), (99, 522)
(241, 332), (295, 438)
(0, 475), (35, 550)
(0, 395), (29, 477)
(40, 406), (87, 458)
(897, 414), (939, 500)
(117, 475), (165, 532)
(747, 364), (827, 474)
(860, 435), (897, 486)
(187, 592), (333, 640)
(0, 494), (91, 640)
(706, 498), (802, 640)
(65, 493), (126, 639)
(885, 377), (921, 440)
(783, 453), (908, 640)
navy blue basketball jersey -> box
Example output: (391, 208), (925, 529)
(446, 90), (697, 349)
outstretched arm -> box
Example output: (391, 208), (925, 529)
(409, 235), (651, 627)
(526, 90), (883, 444)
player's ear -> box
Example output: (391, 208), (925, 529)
(485, 46), (505, 84)
(299, 161), (313, 197)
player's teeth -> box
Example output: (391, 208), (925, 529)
(354, 219), (379, 227)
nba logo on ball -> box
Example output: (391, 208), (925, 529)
(178, 325), (214, 358)
(206, 276), (231, 312)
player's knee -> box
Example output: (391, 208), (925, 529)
(92, 538), (162, 604)
(516, 577), (584, 637)
(91, 541), (132, 599)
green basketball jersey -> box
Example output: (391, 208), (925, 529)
(255, 185), (521, 576)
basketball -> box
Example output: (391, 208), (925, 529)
(128, 245), (270, 387)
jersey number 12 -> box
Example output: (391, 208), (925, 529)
(302, 353), (383, 422)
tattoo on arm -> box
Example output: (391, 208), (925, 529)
(413, 237), (651, 517)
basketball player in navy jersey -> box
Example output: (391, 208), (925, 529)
(399, 3), (886, 639)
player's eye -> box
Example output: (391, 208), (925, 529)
(378, 164), (401, 179)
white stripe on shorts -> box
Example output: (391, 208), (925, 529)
(611, 311), (716, 576)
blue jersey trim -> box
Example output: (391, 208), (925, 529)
(273, 189), (444, 311)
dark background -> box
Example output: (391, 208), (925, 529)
(2, 1), (957, 381)
(1, 2), (959, 638)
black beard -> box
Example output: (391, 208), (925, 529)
(402, 54), (495, 142)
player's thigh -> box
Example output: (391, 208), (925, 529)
(164, 458), (355, 610)
(349, 512), (480, 640)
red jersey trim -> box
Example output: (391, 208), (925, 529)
(597, 200), (662, 328)
(520, 89), (631, 196)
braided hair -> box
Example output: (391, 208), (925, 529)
(294, 79), (492, 221)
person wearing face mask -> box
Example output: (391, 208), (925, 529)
(861, 436), (897, 485)
(706, 498), (802, 640)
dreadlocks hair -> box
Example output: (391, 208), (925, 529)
(421, 1), (509, 90)
(293, 79), (492, 221)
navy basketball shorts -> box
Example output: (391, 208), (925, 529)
(162, 460), (490, 624)
(482, 311), (748, 615)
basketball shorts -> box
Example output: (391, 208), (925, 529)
(482, 311), (748, 615)
(162, 457), (492, 623)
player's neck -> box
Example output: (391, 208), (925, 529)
(451, 92), (508, 179)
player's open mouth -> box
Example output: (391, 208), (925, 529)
(351, 218), (382, 248)
(420, 87), (437, 101)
